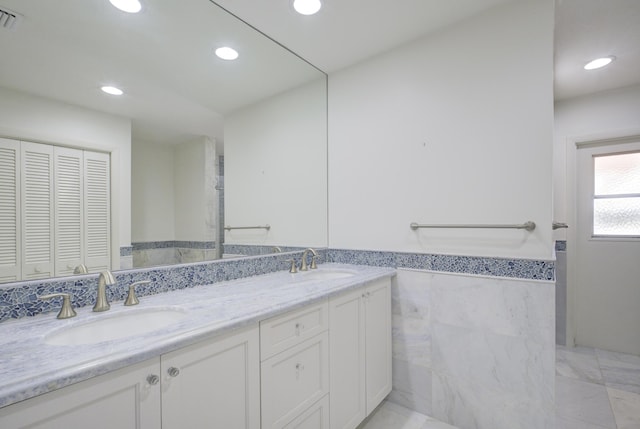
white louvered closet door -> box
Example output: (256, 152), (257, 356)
(21, 142), (54, 280)
(83, 151), (110, 272)
(0, 138), (21, 283)
(54, 147), (84, 277)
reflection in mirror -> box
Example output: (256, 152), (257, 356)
(0, 0), (327, 284)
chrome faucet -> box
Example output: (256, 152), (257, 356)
(300, 248), (318, 271)
(73, 264), (88, 274)
(94, 271), (115, 312)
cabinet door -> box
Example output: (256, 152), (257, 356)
(0, 358), (161, 429)
(54, 146), (84, 277)
(364, 279), (392, 413)
(83, 151), (110, 272)
(161, 325), (260, 429)
(0, 138), (21, 282)
(329, 288), (366, 429)
(21, 141), (54, 280)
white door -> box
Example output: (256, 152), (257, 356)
(575, 140), (640, 355)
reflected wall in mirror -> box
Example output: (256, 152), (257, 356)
(0, 0), (327, 284)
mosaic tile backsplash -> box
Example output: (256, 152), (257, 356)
(0, 247), (553, 322)
(327, 249), (555, 281)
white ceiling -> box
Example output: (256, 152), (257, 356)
(0, 0), (638, 146)
(554, 0), (640, 100)
(216, 0), (640, 100)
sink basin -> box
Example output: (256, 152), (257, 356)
(44, 307), (187, 346)
(295, 269), (357, 282)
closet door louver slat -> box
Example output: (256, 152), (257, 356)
(21, 142), (54, 280)
(54, 147), (83, 276)
(84, 152), (110, 273)
(0, 139), (20, 282)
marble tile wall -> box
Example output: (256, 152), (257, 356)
(389, 268), (556, 429)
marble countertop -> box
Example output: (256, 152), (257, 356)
(0, 263), (395, 408)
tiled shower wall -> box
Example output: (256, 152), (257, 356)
(389, 269), (555, 429)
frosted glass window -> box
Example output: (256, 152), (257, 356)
(593, 151), (640, 237)
(594, 152), (640, 195)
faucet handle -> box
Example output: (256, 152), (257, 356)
(310, 255), (318, 269)
(39, 293), (77, 319)
(286, 259), (298, 273)
(125, 280), (151, 306)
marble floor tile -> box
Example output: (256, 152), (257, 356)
(556, 345), (604, 384)
(556, 375), (617, 429)
(420, 417), (458, 429)
(359, 401), (458, 429)
(608, 387), (640, 429)
(556, 413), (613, 429)
(596, 349), (640, 395)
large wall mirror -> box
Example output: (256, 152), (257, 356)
(0, 0), (327, 284)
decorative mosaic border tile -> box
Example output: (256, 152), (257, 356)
(327, 249), (555, 281)
(223, 244), (310, 257)
(120, 246), (133, 257)
(555, 240), (567, 252)
(132, 241), (217, 251)
(0, 246), (550, 322)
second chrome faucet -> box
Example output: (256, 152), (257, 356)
(94, 271), (115, 312)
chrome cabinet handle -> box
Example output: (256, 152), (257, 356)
(167, 367), (180, 377)
(147, 374), (160, 385)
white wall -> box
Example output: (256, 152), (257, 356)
(132, 137), (217, 243)
(328, 0), (554, 260)
(225, 78), (327, 248)
(553, 84), (640, 241)
(174, 137), (217, 242)
(0, 86), (131, 267)
(131, 139), (175, 242)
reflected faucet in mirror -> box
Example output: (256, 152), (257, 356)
(73, 264), (88, 275)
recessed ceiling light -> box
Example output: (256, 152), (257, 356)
(215, 47), (239, 61)
(101, 86), (124, 96)
(109, 0), (142, 13)
(293, 0), (322, 15)
(584, 56), (615, 70)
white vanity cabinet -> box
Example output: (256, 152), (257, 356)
(0, 325), (260, 429)
(329, 278), (392, 429)
(161, 325), (260, 429)
(260, 300), (330, 429)
(0, 358), (162, 429)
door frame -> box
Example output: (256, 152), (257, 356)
(564, 128), (640, 347)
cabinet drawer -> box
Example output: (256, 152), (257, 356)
(282, 395), (329, 429)
(261, 332), (329, 429)
(260, 300), (328, 360)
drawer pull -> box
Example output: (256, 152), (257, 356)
(147, 374), (160, 385)
(167, 367), (180, 377)
(295, 322), (305, 336)
(295, 363), (304, 379)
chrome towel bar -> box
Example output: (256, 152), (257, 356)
(224, 224), (271, 231)
(410, 221), (536, 232)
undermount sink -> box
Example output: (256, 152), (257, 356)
(295, 268), (357, 282)
(44, 307), (187, 346)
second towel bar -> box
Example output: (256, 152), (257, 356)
(224, 224), (271, 231)
(410, 221), (536, 232)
